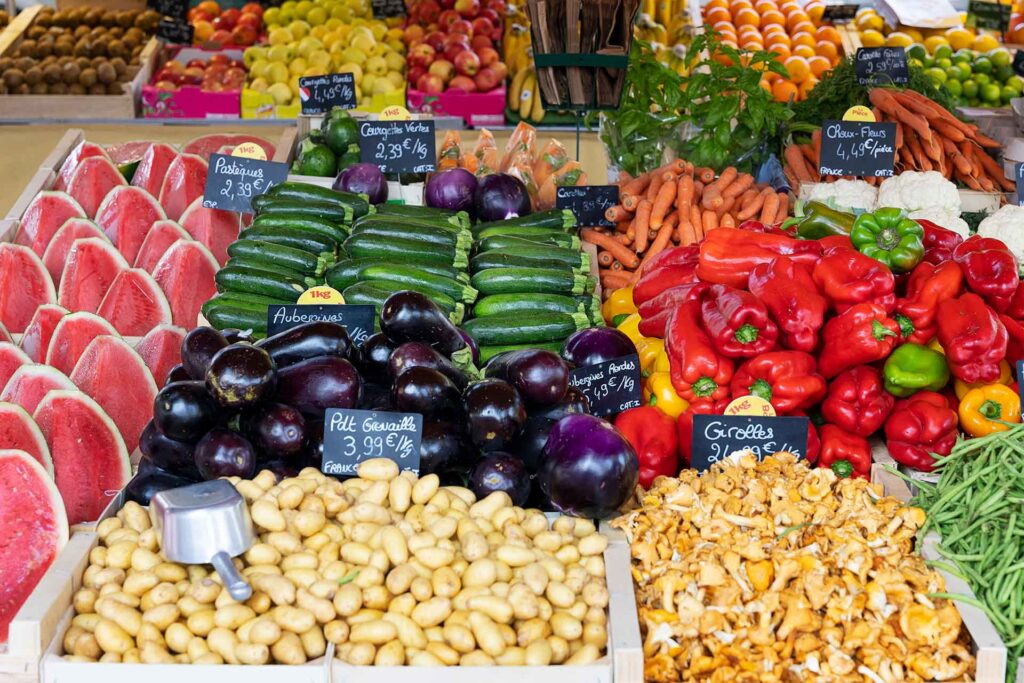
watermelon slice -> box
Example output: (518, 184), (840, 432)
(134, 219), (190, 273)
(152, 239), (219, 328)
(158, 153), (208, 222)
(53, 140), (109, 193)
(179, 197), (241, 265)
(96, 268), (172, 336)
(20, 304), (69, 363)
(105, 141), (152, 182)
(41, 218), (107, 285)
(66, 156), (127, 219)
(0, 342), (31, 389)
(134, 324), (185, 386)
(57, 238), (129, 313)
(0, 322), (9, 343)
(14, 191), (87, 256)
(0, 449), (67, 644)
(183, 134), (275, 161)
(0, 244), (56, 334)
(71, 335), (157, 454)
(95, 185), (167, 264)
(34, 390), (130, 526)
(131, 142), (178, 199)
(0, 403), (53, 475)
(0, 365), (76, 415)
(45, 311), (119, 377)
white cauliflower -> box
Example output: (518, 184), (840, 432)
(806, 179), (877, 212)
(977, 205), (1024, 265)
(877, 171), (960, 215)
(907, 207), (970, 239)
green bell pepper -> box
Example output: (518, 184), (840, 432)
(850, 207), (925, 273)
(782, 201), (856, 240)
(882, 343), (950, 397)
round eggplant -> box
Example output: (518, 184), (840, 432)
(194, 429), (257, 480)
(393, 366), (462, 420)
(222, 328), (255, 344)
(420, 420), (475, 475)
(140, 419), (200, 479)
(165, 364), (191, 385)
(256, 322), (352, 368)
(181, 327), (229, 380)
(125, 471), (197, 505)
(303, 419), (325, 470)
(206, 344), (277, 409)
(463, 379), (526, 452)
(533, 387), (591, 421)
(388, 342), (468, 388)
(484, 349), (569, 405)
(356, 333), (393, 384)
(153, 381), (219, 442)
(275, 356), (362, 419)
(561, 327), (635, 368)
(470, 452), (530, 506)
(243, 403), (306, 459)
(380, 291), (467, 358)
(256, 459), (301, 480)
(358, 382), (394, 411)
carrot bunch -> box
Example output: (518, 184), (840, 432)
(584, 159), (789, 292)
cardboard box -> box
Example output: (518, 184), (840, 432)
(407, 87), (506, 127)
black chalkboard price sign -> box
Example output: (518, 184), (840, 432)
(322, 408), (423, 476)
(568, 353), (642, 417)
(299, 73), (357, 115)
(822, 2), (858, 23)
(266, 304), (375, 342)
(202, 154), (289, 213)
(556, 185), (619, 228)
(969, 0), (1012, 32)
(156, 17), (193, 44)
(818, 120), (897, 178)
(855, 47), (909, 85)
(149, 0), (186, 20)
(690, 414), (809, 472)
(359, 119), (436, 174)
(1015, 162), (1024, 206)
(1017, 360), (1024, 408)
(371, 0), (406, 17)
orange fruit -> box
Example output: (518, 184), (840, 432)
(706, 6), (731, 23)
(761, 9), (785, 27)
(791, 20), (816, 35)
(804, 1), (825, 24)
(713, 19), (737, 32)
(815, 25), (841, 45)
(764, 27), (790, 44)
(763, 70), (782, 83)
(735, 6), (760, 27)
(760, 78), (773, 94)
(815, 40), (838, 61)
(754, 0), (777, 11)
(772, 79), (798, 102)
(729, 0), (754, 12)
(786, 10), (810, 31)
(706, 0), (728, 9)
(778, 1), (800, 14)
(791, 31), (816, 48)
(807, 54), (831, 78)
(783, 54), (810, 82)
(793, 44), (815, 58)
(798, 75), (819, 98)
(767, 43), (791, 60)
(741, 33), (765, 46)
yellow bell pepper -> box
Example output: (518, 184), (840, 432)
(928, 339), (944, 355)
(616, 313), (643, 344)
(636, 338), (665, 377)
(958, 384), (1021, 437)
(651, 344), (671, 374)
(954, 360), (1012, 400)
(602, 286), (637, 326)
(643, 372), (688, 418)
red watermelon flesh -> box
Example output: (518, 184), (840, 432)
(131, 143), (178, 199)
(95, 186), (167, 264)
(58, 238), (129, 313)
(0, 449), (67, 644)
(41, 218), (107, 285)
(66, 156), (127, 219)
(45, 312), (119, 377)
(105, 141), (152, 165)
(134, 324), (185, 386)
(158, 153), (208, 222)
(34, 390), (130, 526)
(0, 323), (10, 343)
(0, 342), (31, 389)
(14, 191), (87, 256)
(53, 140), (109, 193)
(0, 403), (53, 476)
(0, 244), (56, 334)
(71, 335), (157, 454)
(183, 134), (275, 161)
(96, 268), (172, 336)
(179, 197), (240, 265)
(0, 365), (76, 415)
(152, 240), (219, 328)
(134, 220), (190, 273)
(20, 304), (69, 363)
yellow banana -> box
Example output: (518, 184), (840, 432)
(518, 72), (536, 120)
(530, 82), (545, 121)
(655, 0), (671, 27)
(509, 65), (530, 105)
(642, 0), (656, 18)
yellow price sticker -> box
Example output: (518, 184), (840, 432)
(231, 142), (269, 160)
(378, 105), (413, 121)
(297, 286), (345, 304)
(725, 395), (776, 417)
(842, 105), (876, 122)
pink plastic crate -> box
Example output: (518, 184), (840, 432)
(407, 87), (506, 127)
(142, 47), (243, 119)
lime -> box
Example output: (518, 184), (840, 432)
(933, 44), (953, 61)
(926, 67), (949, 84)
(976, 73), (993, 87)
(973, 57), (993, 75)
(981, 82), (1002, 104)
(946, 64), (968, 81)
(953, 49), (973, 63)
(963, 78), (979, 98)
(908, 43), (928, 61)
(1002, 85), (1017, 103)
(996, 65), (1015, 84)
(936, 57), (953, 70)
(989, 48), (1012, 69)
(923, 56), (935, 68)
(1007, 75), (1024, 93)
(909, 57), (924, 69)
(945, 79), (963, 98)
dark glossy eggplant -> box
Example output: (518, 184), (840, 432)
(420, 420), (475, 475)
(206, 343), (277, 408)
(561, 327), (635, 368)
(457, 328), (480, 366)
(256, 322), (352, 368)
(358, 382), (394, 411)
(222, 328), (256, 344)
(388, 342), (468, 389)
(438, 464), (472, 488)
(513, 388), (593, 473)
(125, 471), (197, 505)
(275, 356), (362, 419)
(463, 379), (526, 452)
(303, 419), (325, 470)
(356, 333), (394, 384)
(255, 459), (301, 479)
(153, 381), (220, 442)
(165, 364), (191, 385)
(532, 387), (591, 420)
(484, 349), (569, 405)
(140, 419), (200, 479)
(194, 429), (257, 480)
(181, 327), (230, 379)
(380, 291), (467, 359)
(470, 452), (530, 506)
(243, 403), (307, 459)
(393, 366), (462, 420)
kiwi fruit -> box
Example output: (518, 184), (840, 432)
(56, 55), (72, 66)
(14, 82), (29, 94)
(73, 40), (90, 58)
(15, 57), (33, 72)
(19, 40), (37, 56)
(107, 40), (126, 60)
(108, 27), (123, 39)
(83, 9), (101, 26)
(24, 66), (43, 86)
(0, 58), (12, 72)
(109, 57), (127, 77)
(106, 81), (122, 95)
(47, 82), (67, 95)
(26, 26), (45, 40)
(79, 67), (97, 87)
(53, 42), (72, 56)
(43, 63), (61, 84)
(91, 56), (104, 68)
(73, 25), (90, 39)
(61, 61), (80, 84)
(68, 83), (86, 95)
(3, 69), (24, 89)
(96, 62), (116, 85)
(75, 56), (90, 70)
(35, 41), (53, 59)
(88, 82), (106, 95)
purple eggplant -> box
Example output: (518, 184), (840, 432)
(380, 291), (467, 360)
(393, 367), (462, 420)
(457, 328), (480, 366)
(206, 344), (277, 408)
(222, 328), (256, 344)
(463, 379), (526, 452)
(512, 388), (592, 472)
(181, 327), (230, 379)
(388, 342), (468, 388)
(275, 356), (362, 419)
(140, 419), (200, 479)
(561, 327), (635, 368)
(256, 322), (352, 368)
(165, 364), (191, 385)
(303, 419), (325, 470)
(244, 403), (307, 460)
(356, 333), (394, 383)
(485, 349), (569, 405)
(358, 382), (394, 411)
(420, 420), (475, 475)
(125, 471), (197, 505)
(153, 381), (219, 442)
(470, 452), (530, 505)
(194, 429), (257, 480)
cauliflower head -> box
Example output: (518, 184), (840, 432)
(806, 179), (877, 212)
(908, 208), (970, 239)
(877, 171), (960, 214)
(977, 205), (1024, 266)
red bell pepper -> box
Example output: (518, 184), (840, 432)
(696, 227), (821, 288)
(665, 300), (734, 404)
(614, 406), (678, 488)
(820, 366), (893, 437)
(918, 219), (963, 265)
(817, 303), (901, 379)
(818, 424), (872, 479)
(936, 293), (1008, 383)
(632, 245), (700, 306)
(812, 246), (896, 314)
(894, 261), (963, 344)
(1000, 314), (1024, 363)
(737, 219), (792, 236)
(729, 351), (826, 415)
(747, 257), (827, 353)
(884, 390), (958, 472)
(1000, 282), (1024, 321)
(700, 285), (779, 358)
(676, 399), (725, 467)
(636, 282), (710, 338)
(952, 235), (1019, 310)
(818, 234), (853, 251)
(804, 416), (820, 464)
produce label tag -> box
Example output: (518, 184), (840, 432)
(266, 304), (375, 343)
(149, 0), (186, 21)
(568, 353), (642, 417)
(1014, 51), (1024, 77)
(1015, 162), (1024, 206)
(855, 47), (909, 85)
(818, 120), (897, 178)
(1017, 360), (1023, 407)
(968, 0), (1012, 31)
(358, 120), (436, 174)
(822, 2), (858, 23)
(725, 395), (776, 417)
(322, 408), (422, 476)
(556, 185), (619, 228)
(156, 17), (193, 44)
(202, 153), (289, 213)
(299, 73), (357, 115)
(297, 285), (344, 304)
(842, 105), (876, 122)
(690, 414), (809, 472)
(371, 0), (406, 18)
(231, 142), (267, 161)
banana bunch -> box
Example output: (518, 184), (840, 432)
(508, 65), (545, 123)
(635, 0), (691, 75)
(503, 23), (533, 78)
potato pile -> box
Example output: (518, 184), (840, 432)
(0, 6), (160, 95)
(64, 458), (611, 666)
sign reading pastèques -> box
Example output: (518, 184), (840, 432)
(202, 154), (289, 213)
(556, 185), (619, 228)
(322, 408), (423, 476)
(266, 304), (375, 342)
(819, 120), (897, 178)
(299, 73), (357, 115)
(358, 119), (436, 174)
(568, 354), (642, 417)
(689, 414), (809, 472)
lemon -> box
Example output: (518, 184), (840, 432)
(294, 0), (313, 19)
(973, 33), (999, 52)
(860, 29), (885, 47)
(267, 61), (290, 84)
(325, 18), (342, 31)
(331, 5), (353, 21)
(371, 77), (394, 95)
(306, 6), (327, 26)
(268, 44), (294, 63)
(248, 77), (269, 93)
(249, 58), (270, 79)
(308, 49), (331, 69)
(303, 65), (327, 78)
(945, 27), (974, 51)
(387, 39), (405, 54)
(268, 82), (293, 105)
(386, 70), (404, 89)
(362, 73), (376, 93)
(346, 0), (367, 14)
(856, 12), (883, 31)
(289, 57), (308, 75)
(338, 62), (364, 83)
(885, 32), (914, 47)
(342, 47), (367, 65)
(268, 27), (294, 46)
(386, 27), (404, 41)
(288, 20), (309, 40)
(385, 51), (405, 72)
(923, 35), (949, 54)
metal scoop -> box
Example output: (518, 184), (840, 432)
(149, 479), (255, 601)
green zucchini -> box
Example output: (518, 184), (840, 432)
(377, 204), (470, 228)
(472, 209), (576, 234)
(474, 293), (586, 318)
(353, 215), (467, 234)
(215, 265), (309, 301)
(343, 280), (464, 324)
(251, 197), (354, 224)
(479, 342), (563, 364)
(224, 255), (310, 283)
(249, 213), (349, 244)
(475, 225), (583, 244)
(478, 233), (581, 251)
(239, 226), (338, 255)
(352, 222), (472, 251)
(463, 312), (590, 346)
(576, 294), (604, 325)
(486, 245), (589, 270)
(470, 251), (585, 274)
(227, 239), (334, 277)
(359, 264), (477, 303)
(267, 181), (371, 217)
(202, 292), (282, 315)
(203, 304), (268, 335)
(471, 267), (594, 296)
(326, 259), (469, 292)
(343, 234), (468, 270)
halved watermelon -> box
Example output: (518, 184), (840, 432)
(20, 304), (69, 363)
(41, 218), (107, 285)
(0, 403), (53, 475)
(66, 156), (127, 219)
(14, 191), (87, 256)
(158, 153), (208, 222)
(45, 311), (119, 377)
(131, 142), (178, 199)
(0, 244), (56, 334)
(57, 238), (129, 313)
(71, 335), (157, 454)
(0, 365), (77, 415)
(179, 197), (240, 265)
(134, 219), (190, 273)
(96, 268), (172, 336)
(105, 141), (152, 183)
(53, 140), (109, 193)
(152, 239), (219, 328)
(0, 449), (67, 644)
(134, 324), (185, 386)
(0, 322), (9, 343)
(0, 342), (31, 389)
(95, 186), (167, 264)
(183, 134), (275, 161)
(34, 390), (130, 526)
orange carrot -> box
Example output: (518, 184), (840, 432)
(869, 89), (932, 144)
(941, 137), (972, 176)
(621, 173), (650, 196)
(650, 176), (677, 229)
(695, 167), (715, 184)
(645, 173), (665, 202)
(708, 166), (738, 194)
(597, 251), (613, 267)
(600, 269), (631, 290)
(784, 144), (813, 182)
(677, 216), (698, 246)
(605, 205), (632, 223)
(715, 196), (735, 219)
(582, 229), (640, 268)
(932, 119), (965, 142)
(723, 173), (753, 198)
(972, 145), (1017, 191)
(737, 188), (758, 208)
(640, 219), (677, 268)
(738, 187), (771, 221)
(759, 192), (780, 225)
(690, 205), (703, 241)
(676, 175), (693, 227)
(702, 210), (719, 235)
(616, 170), (633, 184)
(615, 219), (631, 234)
(812, 127), (821, 162)
(776, 192), (789, 226)
(615, 233), (632, 245)
(720, 213), (736, 228)
(621, 194), (640, 211)
(655, 159), (687, 176)
(633, 199), (653, 253)
(702, 185), (724, 210)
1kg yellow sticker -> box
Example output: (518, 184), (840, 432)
(298, 286), (344, 304)
(725, 395), (776, 417)
(231, 142), (268, 160)
(378, 105), (413, 121)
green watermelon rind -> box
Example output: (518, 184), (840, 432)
(0, 402), (53, 477)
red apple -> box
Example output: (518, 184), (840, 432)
(470, 34), (493, 51)
(165, 60), (185, 72)
(443, 41), (469, 63)
(454, 0), (480, 17)
(209, 29), (233, 44)
(231, 24), (257, 45)
(221, 8), (240, 24)
(236, 12), (261, 30)
(414, 0), (441, 24)
(407, 65), (427, 85)
(241, 1), (262, 17)
(485, 0), (506, 12)
(154, 67), (180, 84)
(454, 50), (480, 77)
(448, 75), (477, 92)
(438, 9), (460, 30)
(474, 66), (501, 91)
(479, 7), (500, 23)
(477, 46), (499, 67)
(224, 66), (246, 81)
(182, 66), (205, 85)
(490, 26), (502, 41)
(428, 59), (455, 82)
(212, 14), (235, 31)
(186, 58), (206, 69)
(416, 73), (445, 94)
(154, 80), (177, 91)
(188, 8), (213, 23)
(208, 53), (230, 66)
(439, 0), (455, 7)
(490, 61), (508, 81)
(408, 43), (437, 69)
(424, 30), (446, 52)
(471, 17), (493, 37)
(404, 24), (425, 44)
(450, 19), (473, 36)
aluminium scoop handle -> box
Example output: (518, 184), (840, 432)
(211, 550), (252, 601)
